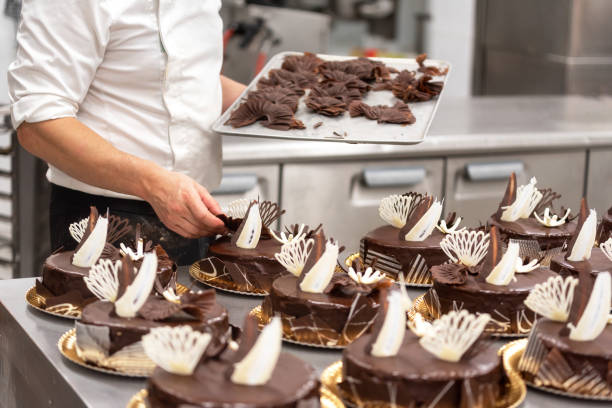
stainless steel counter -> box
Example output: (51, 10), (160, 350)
(221, 96), (612, 164)
(1, 271), (611, 407)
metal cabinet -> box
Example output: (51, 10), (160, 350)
(586, 148), (612, 213)
(281, 159), (444, 252)
(212, 164), (280, 212)
(445, 151), (586, 226)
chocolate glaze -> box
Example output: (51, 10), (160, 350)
(340, 331), (505, 407)
(523, 320), (612, 391)
(489, 215), (576, 249)
(147, 351), (319, 408)
(204, 236), (285, 293)
(41, 250), (176, 308)
(360, 225), (448, 282)
(80, 299), (229, 355)
(432, 266), (557, 333)
(262, 274), (380, 343)
(550, 248), (612, 291)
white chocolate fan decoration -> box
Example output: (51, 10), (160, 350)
(69, 217), (89, 243)
(500, 177), (543, 222)
(566, 209), (597, 262)
(440, 230), (490, 267)
(568, 272), (611, 342)
(524, 275), (578, 321)
(72, 215), (109, 268)
(419, 310), (489, 363)
(436, 217), (464, 234)
(142, 326), (212, 376)
(231, 317), (282, 385)
(234, 203), (262, 249)
(534, 207), (571, 228)
(114, 252), (158, 318)
(404, 199), (443, 242)
(379, 195), (413, 228)
(270, 223), (308, 244)
(84, 258), (121, 302)
(226, 198), (251, 219)
(299, 240), (339, 293)
(601, 237), (612, 263)
(371, 291), (407, 357)
(485, 241), (520, 286)
(274, 236), (314, 277)
(348, 266), (385, 285)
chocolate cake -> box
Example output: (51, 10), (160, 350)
(262, 229), (388, 346)
(489, 173), (576, 251)
(597, 206), (612, 244)
(518, 267), (612, 397)
(144, 317), (320, 408)
(37, 208), (176, 313)
(339, 290), (508, 407)
(360, 192), (453, 285)
(75, 253), (230, 374)
(197, 199), (292, 294)
(430, 226), (557, 334)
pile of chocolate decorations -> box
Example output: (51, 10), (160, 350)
(226, 53), (447, 129)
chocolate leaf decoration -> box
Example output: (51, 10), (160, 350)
(179, 290), (216, 320)
(283, 223), (323, 240)
(533, 188), (562, 216)
(306, 96), (347, 116)
(258, 201), (285, 228)
(229, 315), (260, 364)
(416, 53), (449, 76)
(431, 263), (468, 285)
(299, 229), (327, 285)
(137, 297), (182, 320)
(444, 211), (460, 227)
(562, 263), (595, 337)
(106, 215), (132, 244)
(366, 286), (391, 354)
(74, 207), (99, 253)
(564, 198), (589, 260)
(495, 173), (517, 220)
(399, 195), (434, 240)
(116, 255), (136, 299)
(281, 52), (324, 73)
(480, 226), (503, 279)
(416, 75), (443, 97)
(216, 213), (243, 232)
(225, 98), (269, 128)
(319, 70), (370, 94)
(154, 244), (177, 274)
(249, 86), (302, 113)
(348, 100), (416, 125)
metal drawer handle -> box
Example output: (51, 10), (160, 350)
(465, 161), (524, 181)
(363, 167), (426, 188)
(212, 173), (258, 195)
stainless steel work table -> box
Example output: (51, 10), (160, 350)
(1, 270), (610, 408)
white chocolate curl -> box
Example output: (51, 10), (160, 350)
(114, 252), (158, 318)
(234, 203), (262, 249)
(485, 241), (520, 286)
(567, 209), (597, 262)
(120, 239), (144, 261)
(231, 317), (282, 385)
(347, 266), (385, 285)
(371, 291), (407, 357)
(404, 200), (443, 242)
(440, 230), (490, 267)
(299, 240), (339, 293)
(142, 326), (212, 376)
(524, 275), (578, 322)
(419, 310), (490, 363)
(274, 236), (314, 277)
(379, 194), (413, 228)
(568, 272), (611, 342)
(83, 258), (121, 302)
(270, 224), (307, 244)
(72, 215), (109, 268)
(500, 177), (543, 222)
(436, 217), (464, 234)
(534, 207), (571, 228)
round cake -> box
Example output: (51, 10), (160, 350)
(147, 351), (319, 408)
(340, 331), (506, 407)
(489, 217), (575, 250)
(550, 248), (612, 289)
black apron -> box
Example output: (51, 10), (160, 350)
(49, 184), (208, 266)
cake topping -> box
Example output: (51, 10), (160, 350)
(436, 212), (464, 234)
(378, 193), (425, 229)
(485, 241), (520, 286)
(534, 207), (572, 228)
(228, 200), (285, 249)
(400, 195), (443, 242)
(440, 230), (490, 267)
(114, 253), (158, 318)
(226, 198), (250, 219)
(348, 100), (416, 125)
(231, 317), (282, 386)
(83, 258), (122, 302)
(416, 53), (449, 76)
(370, 290), (409, 357)
(347, 265), (385, 285)
(232, 202), (263, 249)
(567, 272), (610, 341)
(419, 310), (490, 363)
(601, 237), (612, 262)
(281, 52), (324, 73)
(299, 234), (340, 293)
(524, 275), (579, 322)
(499, 176), (543, 222)
(565, 199), (597, 262)
(274, 235), (314, 277)
(72, 207), (109, 268)
(120, 239), (144, 261)
(142, 326), (212, 376)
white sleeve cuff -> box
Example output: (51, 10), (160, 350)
(10, 94), (78, 128)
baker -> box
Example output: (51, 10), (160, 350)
(8, 1), (246, 264)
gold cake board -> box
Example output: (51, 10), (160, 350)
(189, 260), (268, 296)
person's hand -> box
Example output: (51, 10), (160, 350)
(142, 169), (225, 238)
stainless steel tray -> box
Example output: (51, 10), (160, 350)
(213, 52), (451, 145)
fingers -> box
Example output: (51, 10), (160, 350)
(184, 186), (225, 234)
(196, 184), (223, 215)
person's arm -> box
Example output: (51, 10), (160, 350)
(18, 118), (225, 238)
(220, 75), (247, 112)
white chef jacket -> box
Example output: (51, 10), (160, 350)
(8, 0), (224, 199)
